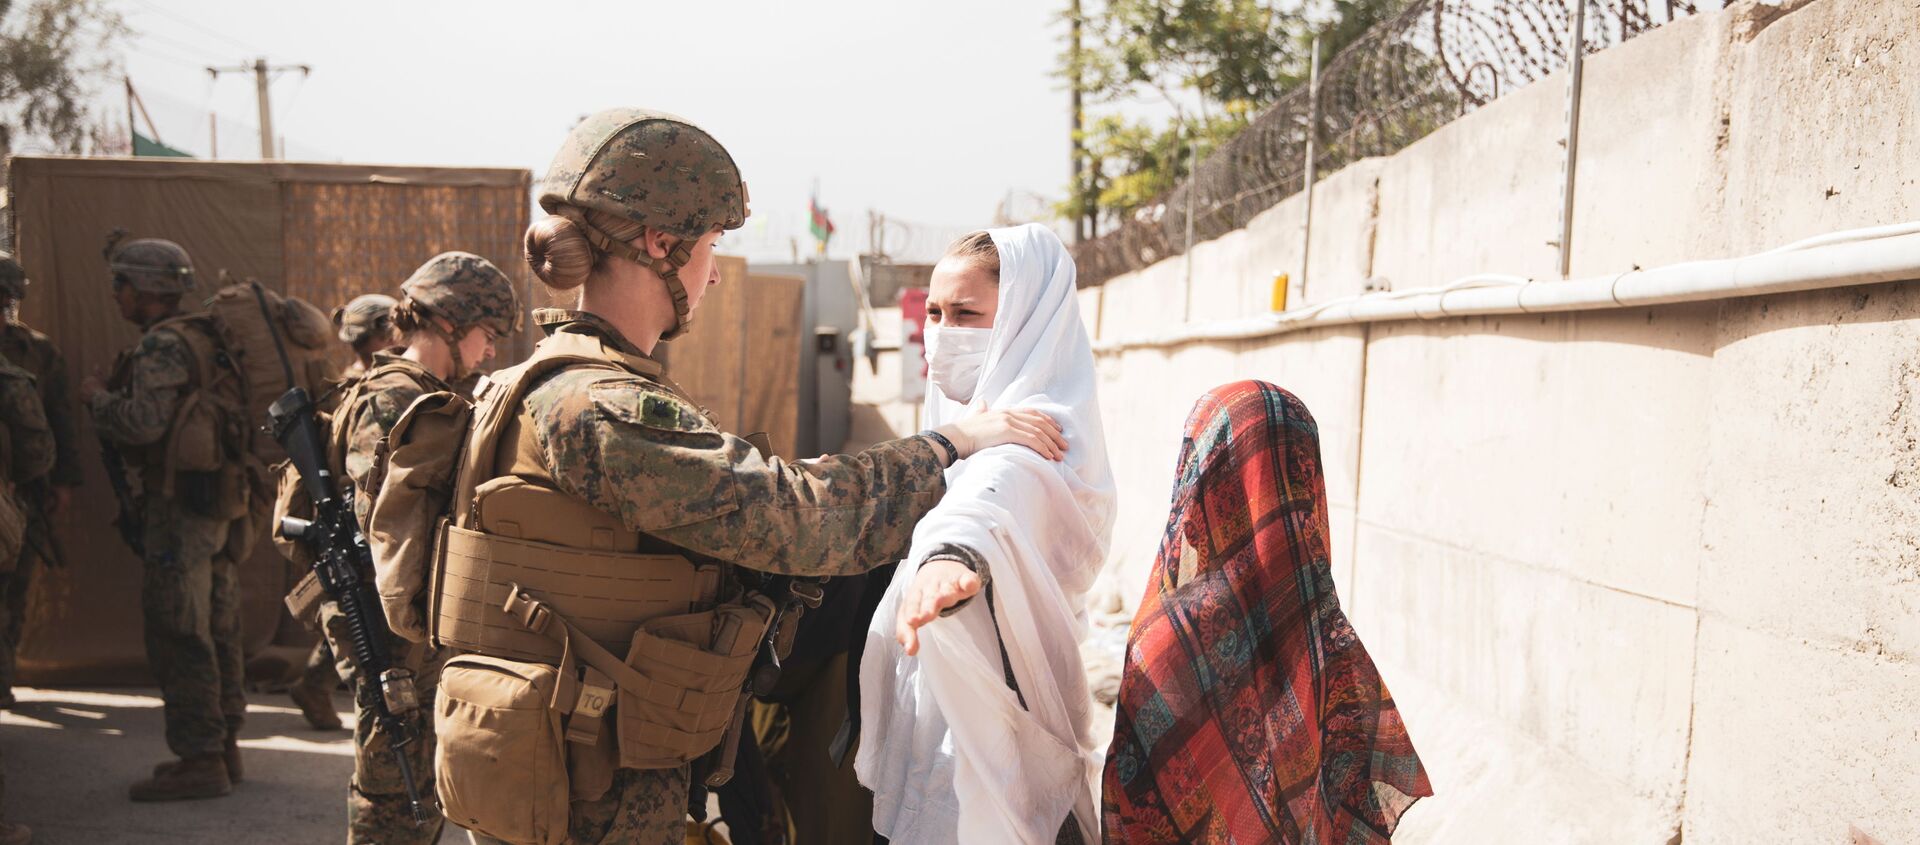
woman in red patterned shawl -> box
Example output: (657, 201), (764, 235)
(1102, 380), (1430, 844)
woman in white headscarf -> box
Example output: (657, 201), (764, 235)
(856, 223), (1116, 844)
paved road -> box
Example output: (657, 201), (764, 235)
(2, 686), (363, 844)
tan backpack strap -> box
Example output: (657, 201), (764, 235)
(449, 333), (661, 530)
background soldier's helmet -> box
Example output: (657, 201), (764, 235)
(0, 252), (26, 301)
(333, 293), (399, 345)
(536, 108), (749, 239)
(399, 251), (522, 338)
(106, 235), (197, 295)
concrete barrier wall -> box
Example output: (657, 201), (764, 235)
(1076, 0), (1920, 841)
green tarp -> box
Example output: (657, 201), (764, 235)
(132, 130), (192, 158)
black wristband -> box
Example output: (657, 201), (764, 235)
(921, 429), (960, 465)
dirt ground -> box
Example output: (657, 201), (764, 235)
(1, 686), (358, 844)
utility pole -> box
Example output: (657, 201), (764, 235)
(207, 57), (310, 160)
(1069, 0), (1088, 242)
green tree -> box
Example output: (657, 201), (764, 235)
(1061, 0), (1303, 226)
(1060, 0), (1407, 230)
(0, 0), (125, 156)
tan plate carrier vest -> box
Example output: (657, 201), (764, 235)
(109, 314), (262, 563)
(429, 330), (775, 772)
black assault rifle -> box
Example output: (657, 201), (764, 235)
(98, 433), (144, 557)
(251, 283), (434, 825)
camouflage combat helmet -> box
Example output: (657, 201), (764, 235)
(0, 252), (25, 301)
(400, 251), (522, 338)
(536, 107), (749, 339)
(332, 293), (398, 345)
(105, 231), (197, 295)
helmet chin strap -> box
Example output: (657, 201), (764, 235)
(648, 242), (696, 341)
(553, 208), (698, 340)
(429, 322), (468, 382)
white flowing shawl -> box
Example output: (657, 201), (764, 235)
(857, 223), (1116, 844)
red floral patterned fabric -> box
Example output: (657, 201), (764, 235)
(1102, 380), (1430, 844)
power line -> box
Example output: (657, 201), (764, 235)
(127, 0), (257, 54)
(127, 44), (208, 71)
(130, 27), (233, 64)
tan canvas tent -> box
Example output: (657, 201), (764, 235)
(6, 155), (533, 683)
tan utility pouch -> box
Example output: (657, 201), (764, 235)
(165, 391), (224, 473)
(435, 654), (571, 845)
(499, 585), (775, 770)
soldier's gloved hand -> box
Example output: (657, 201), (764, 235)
(935, 407), (1067, 462)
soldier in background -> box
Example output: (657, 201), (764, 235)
(285, 292), (405, 732)
(0, 347), (58, 845)
(79, 234), (246, 802)
(333, 293), (401, 377)
(0, 253), (79, 711)
(312, 256), (515, 844)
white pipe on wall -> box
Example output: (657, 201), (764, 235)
(1093, 224), (1920, 354)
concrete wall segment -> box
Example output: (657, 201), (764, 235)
(1720, 0), (1920, 255)
(1061, 0), (1920, 837)
(1702, 285), (1920, 662)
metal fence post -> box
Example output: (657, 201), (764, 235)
(1556, 0), (1589, 278)
(1183, 128), (1197, 322)
(1298, 37), (1322, 309)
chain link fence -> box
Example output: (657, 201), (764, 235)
(1071, 0), (1718, 287)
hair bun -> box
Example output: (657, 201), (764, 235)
(524, 215), (593, 291)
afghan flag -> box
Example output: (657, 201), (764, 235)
(809, 195), (835, 253)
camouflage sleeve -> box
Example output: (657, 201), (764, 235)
(528, 373), (948, 576)
(0, 373), (54, 484)
(39, 345), (81, 487)
(89, 331), (191, 447)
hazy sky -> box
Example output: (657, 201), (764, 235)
(111, 0), (1076, 262)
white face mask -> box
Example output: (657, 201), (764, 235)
(923, 323), (993, 404)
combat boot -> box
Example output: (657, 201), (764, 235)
(224, 735), (243, 783)
(128, 754), (231, 801)
(288, 681), (342, 730)
(0, 820), (29, 845)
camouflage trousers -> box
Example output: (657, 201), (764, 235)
(464, 767), (688, 845)
(301, 637), (340, 692)
(140, 496), (245, 759)
(0, 527), (49, 694)
(320, 602), (444, 845)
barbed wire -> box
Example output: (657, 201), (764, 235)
(1071, 0), (1717, 287)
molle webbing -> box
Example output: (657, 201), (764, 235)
(433, 523), (722, 662)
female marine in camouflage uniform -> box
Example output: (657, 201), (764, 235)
(323, 252), (519, 844)
(446, 109), (1066, 844)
